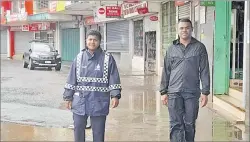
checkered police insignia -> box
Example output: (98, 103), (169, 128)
(109, 84), (122, 90)
(65, 83), (76, 90)
(76, 86), (109, 92)
(76, 52), (110, 83)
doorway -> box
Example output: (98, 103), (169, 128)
(144, 31), (156, 73)
(230, 1), (245, 89)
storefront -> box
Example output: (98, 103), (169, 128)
(13, 28), (34, 55)
(122, 1), (160, 73)
(7, 22), (57, 55)
(32, 22), (57, 46)
(60, 21), (80, 61)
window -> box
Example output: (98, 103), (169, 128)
(37, 0), (49, 9)
(32, 43), (52, 52)
(40, 32), (48, 40)
(134, 20), (144, 56)
(34, 32), (40, 39)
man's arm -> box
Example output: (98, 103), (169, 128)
(200, 45), (210, 95)
(108, 54), (122, 99)
(160, 49), (171, 95)
(63, 57), (77, 101)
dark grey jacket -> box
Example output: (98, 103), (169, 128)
(160, 37), (210, 95)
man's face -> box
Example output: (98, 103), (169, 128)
(178, 22), (193, 40)
(86, 35), (100, 51)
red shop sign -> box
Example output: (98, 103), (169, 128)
(29, 23), (40, 31)
(150, 16), (158, 21)
(175, 1), (185, 7)
(137, 7), (148, 15)
(84, 16), (95, 25)
(22, 25), (29, 31)
(106, 6), (121, 18)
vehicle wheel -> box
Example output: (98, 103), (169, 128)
(23, 60), (28, 68)
(48, 67), (52, 71)
(55, 64), (61, 71)
(28, 59), (34, 70)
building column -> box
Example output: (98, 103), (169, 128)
(213, 1), (231, 95)
(55, 22), (61, 55)
(103, 23), (107, 51)
(7, 27), (15, 59)
(156, 9), (162, 76)
(79, 22), (85, 51)
(243, 1), (250, 126)
(7, 28), (10, 58)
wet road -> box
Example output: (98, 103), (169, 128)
(1, 59), (249, 141)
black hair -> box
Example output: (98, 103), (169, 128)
(178, 18), (193, 28)
(86, 29), (102, 41)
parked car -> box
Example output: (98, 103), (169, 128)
(23, 40), (61, 71)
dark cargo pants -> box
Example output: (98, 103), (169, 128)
(167, 92), (200, 142)
(73, 113), (106, 142)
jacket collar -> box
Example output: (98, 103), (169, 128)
(173, 37), (198, 45)
(85, 47), (103, 59)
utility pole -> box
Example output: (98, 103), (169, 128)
(243, 1), (250, 126)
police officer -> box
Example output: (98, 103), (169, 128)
(63, 30), (121, 142)
(160, 19), (210, 142)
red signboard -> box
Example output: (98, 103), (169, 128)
(105, 6), (121, 18)
(29, 23), (39, 31)
(28, 22), (51, 31)
(150, 16), (158, 21)
(137, 7), (148, 15)
(22, 25), (29, 31)
(98, 7), (105, 14)
(84, 16), (95, 25)
(175, 1), (185, 7)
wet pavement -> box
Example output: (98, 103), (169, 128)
(1, 59), (249, 141)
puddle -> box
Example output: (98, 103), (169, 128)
(1, 122), (74, 141)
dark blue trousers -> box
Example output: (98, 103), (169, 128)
(73, 113), (106, 142)
(167, 92), (200, 142)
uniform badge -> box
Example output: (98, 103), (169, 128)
(95, 64), (100, 71)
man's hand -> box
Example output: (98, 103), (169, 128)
(111, 97), (119, 108)
(66, 101), (72, 110)
(161, 95), (168, 105)
(200, 94), (208, 107)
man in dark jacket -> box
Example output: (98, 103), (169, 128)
(160, 18), (210, 142)
(63, 30), (121, 142)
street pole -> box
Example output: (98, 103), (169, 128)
(243, 1), (250, 126)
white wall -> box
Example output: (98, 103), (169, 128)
(144, 14), (158, 32)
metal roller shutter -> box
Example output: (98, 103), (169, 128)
(106, 20), (129, 51)
(14, 32), (34, 54)
(178, 2), (191, 19)
(61, 28), (80, 61)
(1, 30), (7, 54)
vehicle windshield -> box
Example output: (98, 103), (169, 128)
(32, 43), (53, 52)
